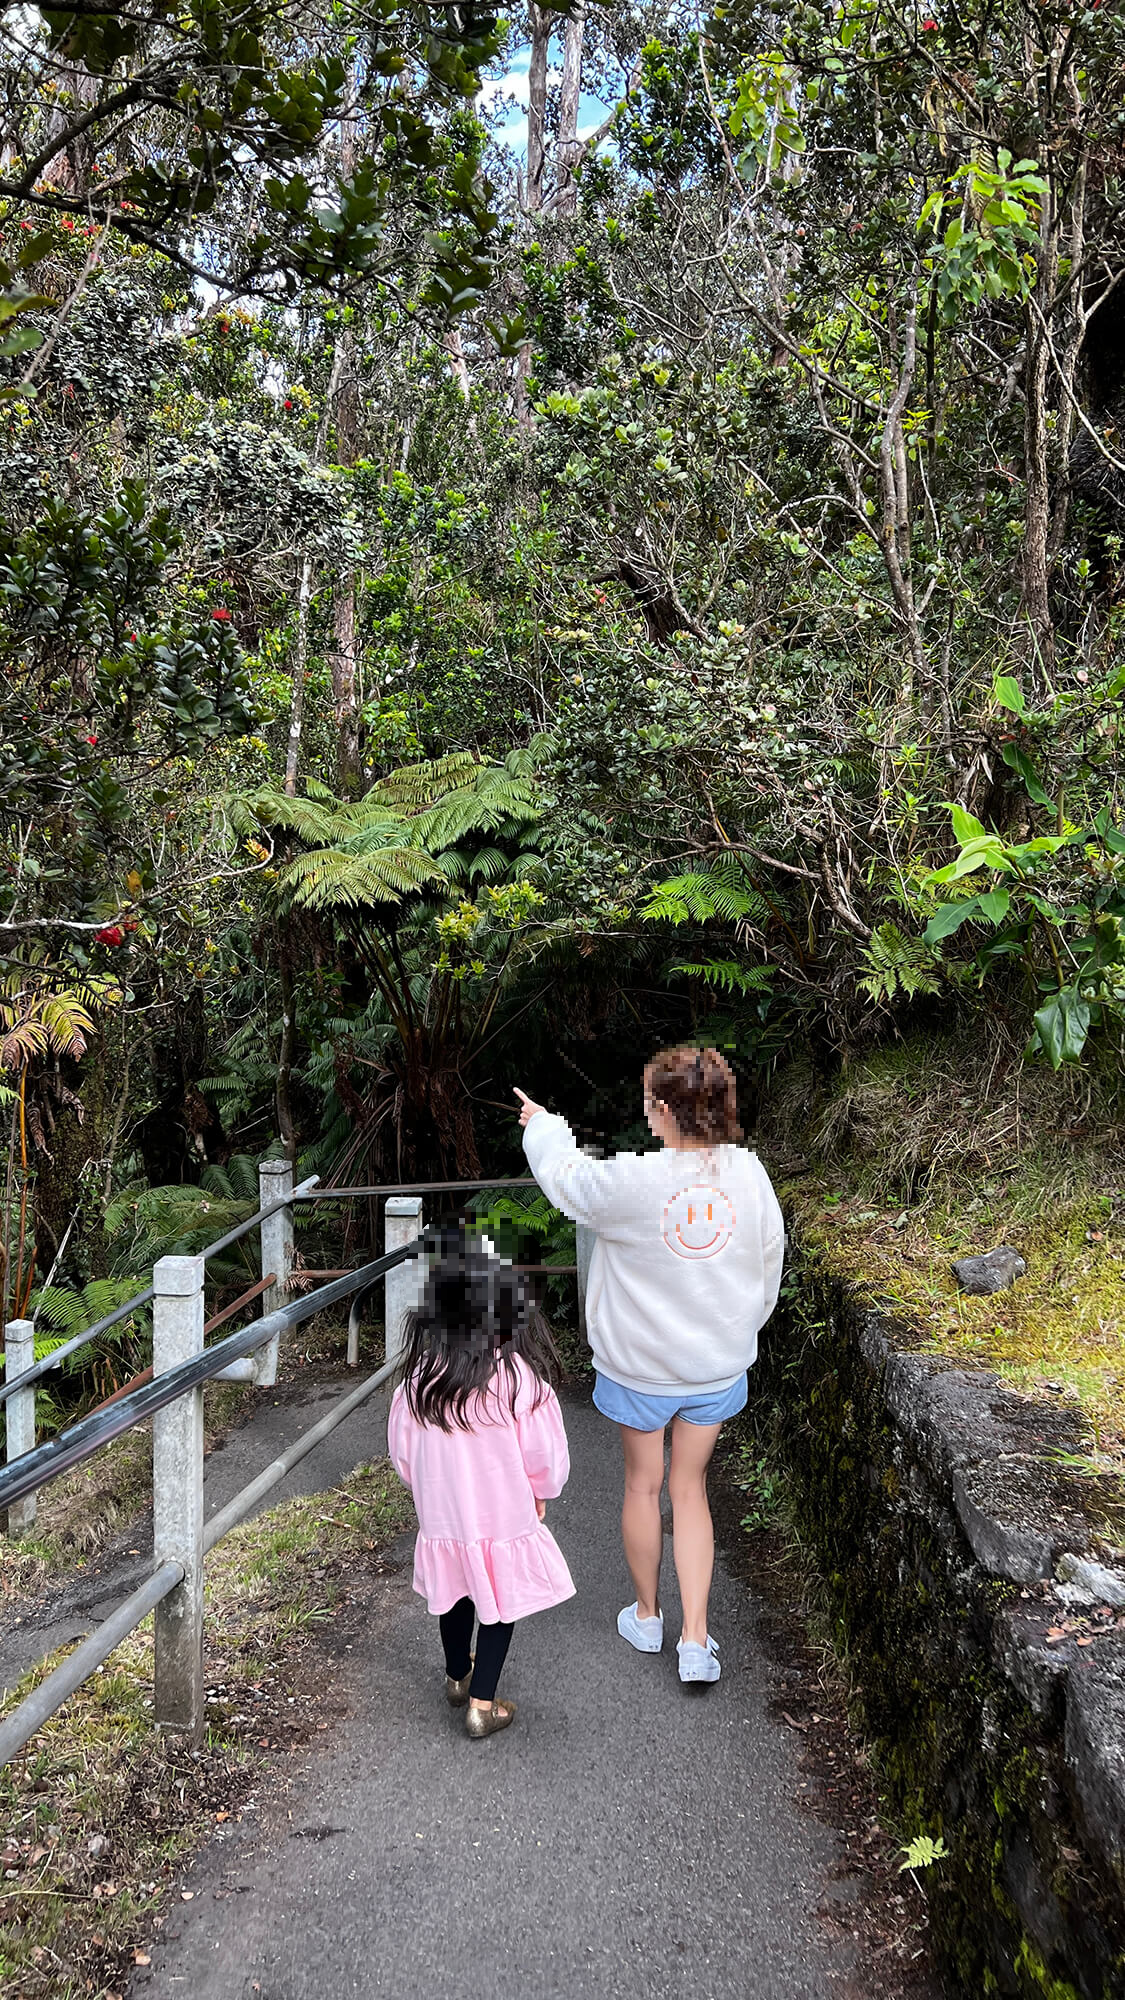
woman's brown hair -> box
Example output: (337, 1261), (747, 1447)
(644, 1045), (742, 1144)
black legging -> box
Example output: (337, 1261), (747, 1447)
(439, 1596), (514, 1703)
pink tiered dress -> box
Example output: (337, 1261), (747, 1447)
(387, 1357), (575, 1624)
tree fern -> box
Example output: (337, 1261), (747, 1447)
(279, 844), (447, 910)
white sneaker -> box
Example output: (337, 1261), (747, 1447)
(677, 1635), (721, 1684)
(617, 1602), (664, 1652)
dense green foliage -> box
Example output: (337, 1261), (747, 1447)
(3, 0), (1124, 1358)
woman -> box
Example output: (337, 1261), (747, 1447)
(515, 1047), (785, 1686)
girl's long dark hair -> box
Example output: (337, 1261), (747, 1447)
(398, 1228), (560, 1433)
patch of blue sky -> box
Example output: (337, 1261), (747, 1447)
(478, 45), (615, 156)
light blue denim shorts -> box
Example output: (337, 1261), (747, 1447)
(592, 1370), (748, 1432)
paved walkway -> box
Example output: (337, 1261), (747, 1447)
(130, 1387), (860, 2000)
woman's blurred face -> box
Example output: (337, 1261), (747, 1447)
(643, 1071), (676, 1145)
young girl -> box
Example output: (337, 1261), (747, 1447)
(516, 1047), (785, 1688)
(386, 1230), (575, 1739)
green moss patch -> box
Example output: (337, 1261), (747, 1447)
(760, 1032), (1125, 1460)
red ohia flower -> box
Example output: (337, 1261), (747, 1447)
(60, 217), (75, 231)
(212, 607), (232, 622)
(86, 734), (98, 746)
(921, 16), (938, 27)
(96, 925), (124, 946)
(284, 399), (293, 409)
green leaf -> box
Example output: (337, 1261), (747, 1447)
(925, 896), (986, 942)
(977, 887), (1011, 923)
(993, 674), (1027, 718)
(999, 741), (1053, 808)
(947, 802), (987, 844)
(1094, 808), (1125, 858)
(1031, 988), (1091, 1070)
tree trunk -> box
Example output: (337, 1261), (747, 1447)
(284, 552), (314, 796)
(327, 326), (361, 793)
(444, 325), (472, 403)
(276, 938), (297, 1167)
(555, 0), (586, 216)
(526, 4), (551, 214)
(331, 570), (360, 793)
(1023, 186), (1059, 685)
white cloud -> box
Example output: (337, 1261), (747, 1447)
(477, 59), (560, 115)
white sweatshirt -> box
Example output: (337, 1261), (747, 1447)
(522, 1112), (786, 1394)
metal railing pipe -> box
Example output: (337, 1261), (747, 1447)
(299, 1178), (537, 1198)
(0, 1559), (183, 1767)
(0, 1287), (156, 1408)
(0, 1175), (319, 1410)
(0, 1235), (425, 1517)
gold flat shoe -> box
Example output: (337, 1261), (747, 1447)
(465, 1698), (516, 1740)
(446, 1656), (474, 1706)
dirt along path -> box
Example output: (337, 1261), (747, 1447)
(122, 1388), (881, 2000)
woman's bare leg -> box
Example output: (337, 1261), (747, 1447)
(668, 1418), (721, 1646)
(619, 1423), (667, 1621)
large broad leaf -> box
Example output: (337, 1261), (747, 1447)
(1000, 740), (1053, 808)
(993, 675), (1027, 718)
(947, 801), (987, 844)
(925, 887), (1010, 943)
(1094, 807), (1125, 858)
(1031, 988), (1091, 1070)
(930, 834), (1011, 883)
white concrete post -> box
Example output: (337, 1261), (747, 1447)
(3, 1319), (36, 1538)
(256, 1159), (294, 1388)
(576, 1225), (595, 1343)
(152, 1254), (204, 1743)
(384, 1196), (423, 1370)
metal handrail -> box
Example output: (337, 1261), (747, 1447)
(0, 1173), (320, 1409)
(0, 1234), (423, 1515)
(299, 1178), (538, 1198)
(0, 1560), (184, 1767)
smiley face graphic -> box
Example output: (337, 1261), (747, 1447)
(661, 1185), (737, 1261)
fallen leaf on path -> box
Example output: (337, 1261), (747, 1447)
(133, 1951), (151, 1966)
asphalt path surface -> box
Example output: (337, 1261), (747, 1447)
(129, 1386), (859, 2000)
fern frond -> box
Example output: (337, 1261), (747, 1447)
(857, 923), (943, 1003)
(641, 861), (770, 928)
(30, 1276), (148, 1336)
(371, 753), (480, 812)
(278, 845), (446, 910)
(669, 960), (775, 995)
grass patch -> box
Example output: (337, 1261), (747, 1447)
(0, 1458), (411, 2000)
(1, 1383), (255, 1600)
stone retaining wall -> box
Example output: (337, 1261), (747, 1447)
(754, 1258), (1125, 1999)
